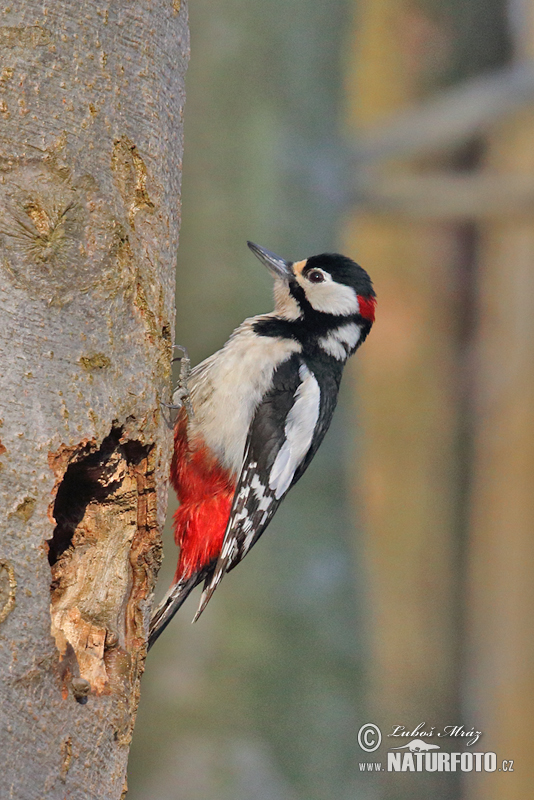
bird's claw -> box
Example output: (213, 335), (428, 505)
(171, 345), (194, 417)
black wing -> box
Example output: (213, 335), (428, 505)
(193, 353), (342, 620)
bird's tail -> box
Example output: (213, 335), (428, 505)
(148, 574), (201, 650)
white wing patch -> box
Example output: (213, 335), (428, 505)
(269, 364), (321, 499)
(318, 322), (361, 360)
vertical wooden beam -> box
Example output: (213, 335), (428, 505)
(344, 3), (463, 796)
(465, 10), (534, 794)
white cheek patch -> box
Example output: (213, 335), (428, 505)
(269, 364), (320, 499)
(296, 272), (360, 316)
(318, 322), (361, 360)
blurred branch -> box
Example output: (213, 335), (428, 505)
(352, 61), (534, 164)
(356, 173), (534, 218)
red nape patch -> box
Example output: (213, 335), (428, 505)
(170, 414), (235, 581)
(357, 294), (376, 322)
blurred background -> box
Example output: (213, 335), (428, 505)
(128, 0), (534, 798)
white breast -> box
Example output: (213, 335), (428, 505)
(180, 319), (301, 475)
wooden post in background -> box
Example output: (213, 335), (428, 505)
(465, 3), (534, 796)
(343, 2), (463, 796)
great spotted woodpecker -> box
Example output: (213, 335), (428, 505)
(148, 242), (375, 648)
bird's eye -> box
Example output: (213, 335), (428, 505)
(308, 270), (325, 283)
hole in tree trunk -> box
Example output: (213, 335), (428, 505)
(47, 428), (151, 566)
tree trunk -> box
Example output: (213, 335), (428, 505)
(0, 2), (188, 797)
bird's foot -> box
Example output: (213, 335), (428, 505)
(161, 346), (194, 419)
(173, 345), (194, 417)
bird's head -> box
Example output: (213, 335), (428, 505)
(247, 241), (375, 326)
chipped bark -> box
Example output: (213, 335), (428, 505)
(48, 429), (158, 703)
(0, 559), (17, 624)
(0, 1), (189, 798)
(111, 136), (155, 229)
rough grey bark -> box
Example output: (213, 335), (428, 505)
(0, 2), (189, 798)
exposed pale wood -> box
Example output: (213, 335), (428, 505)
(0, 2), (188, 797)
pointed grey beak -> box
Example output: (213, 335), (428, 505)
(247, 241), (293, 281)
